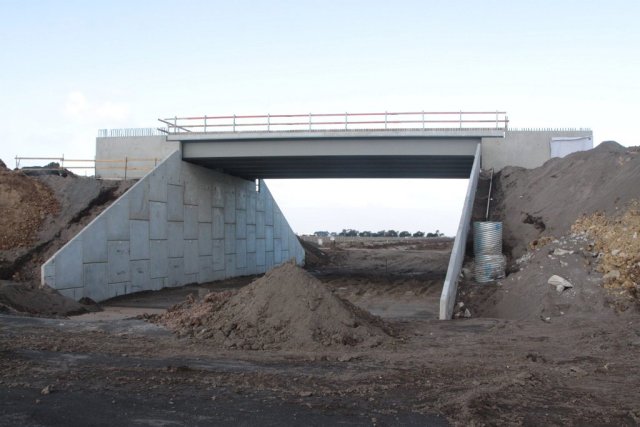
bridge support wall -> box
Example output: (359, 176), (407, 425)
(41, 150), (304, 301)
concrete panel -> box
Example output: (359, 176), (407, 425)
(247, 252), (257, 273)
(184, 205), (198, 240)
(167, 184), (185, 221)
(198, 256), (215, 282)
(212, 207), (225, 239)
(184, 240), (199, 274)
(167, 222), (184, 258)
(224, 224), (235, 254)
(256, 239), (266, 266)
(256, 211), (265, 238)
(198, 222), (213, 256)
(247, 192), (256, 224)
(167, 258), (185, 287)
(225, 253), (236, 278)
(130, 260), (150, 292)
(108, 241), (130, 284)
(149, 202), (167, 239)
(265, 226), (274, 251)
(273, 210), (282, 236)
(224, 189), (236, 223)
(82, 217), (107, 264)
(256, 188), (265, 212)
(198, 187), (213, 222)
(274, 239), (282, 264)
(236, 187), (247, 210)
(265, 198), (274, 225)
(150, 240), (168, 279)
(236, 239), (247, 269)
(212, 184), (224, 207)
(265, 251), (274, 270)
(108, 282), (129, 299)
(212, 239), (225, 271)
(149, 167), (168, 203)
(55, 239), (83, 289)
(247, 225), (256, 253)
(83, 263), (108, 301)
(129, 220), (150, 260)
(236, 210), (247, 238)
(165, 153), (182, 185)
(151, 277), (166, 291)
(129, 180), (150, 220)
(107, 199), (130, 241)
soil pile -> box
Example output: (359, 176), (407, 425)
(0, 158), (133, 316)
(0, 168), (59, 250)
(0, 168), (133, 281)
(157, 262), (394, 350)
(0, 280), (93, 317)
(462, 142), (640, 320)
(491, 141), (640, 260)
(572, 200), (640, 299)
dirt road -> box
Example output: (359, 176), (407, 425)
(2, 240), (639, 426)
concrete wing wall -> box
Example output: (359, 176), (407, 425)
(95, 136), (179, 179)
(482, 130), (593, 171)
(41, 150), (305, 301)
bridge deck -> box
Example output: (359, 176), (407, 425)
(175, 129), (502, 180)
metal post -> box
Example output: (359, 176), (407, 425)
(345, 112), (348, 130)
(174, 116), (177, 134)
(204, 115), (207, 133)
(422, 111), (425, 129)
(267, 113), (271, 131)
(233, 114), (236, 132)
(384, 111), (388, 129)
(459, 111), (462, 129)
(309, 112), (312, 130)
(124, 157), (128, 180)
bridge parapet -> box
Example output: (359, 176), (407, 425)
(158, 110), (508, 134)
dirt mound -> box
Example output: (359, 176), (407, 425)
(572, 200), (640, 299)
(157, 262), (394, 350)
(0, 280), (95, 317)
(0, 169), (60, 251)
(491, 142), (640, 260)
(0, 173), (133, 281)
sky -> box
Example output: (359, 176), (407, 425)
(1, 1), (638, 235)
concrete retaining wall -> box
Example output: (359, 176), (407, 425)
(41, 150), (305, 301)
(481, 129), (593, 171)
(95, 136), (179, 179)
(439, 144), (481, 320)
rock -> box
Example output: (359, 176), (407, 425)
(40, 385), (52, 395)
(548, 275), (573, 293)
(457, 301), (465, 308)
(553, 248), (573, 256)
(461, 267), (472, 279)
(463, 308), (471, 318)
(603, 270), (620, 281)
(611, 249), (621, 256)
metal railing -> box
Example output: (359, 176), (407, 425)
(98, 128), (168, 138)
(159, 110), (508, 134)
(14, 156), (160, 179)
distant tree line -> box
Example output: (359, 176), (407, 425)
(313, 229), (444, 238)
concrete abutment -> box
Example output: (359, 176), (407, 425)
(41, 150), (304, 301)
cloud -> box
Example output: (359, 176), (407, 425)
(63, 91), (130, 123)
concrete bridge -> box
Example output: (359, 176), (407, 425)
(43, 111), (592, 319)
